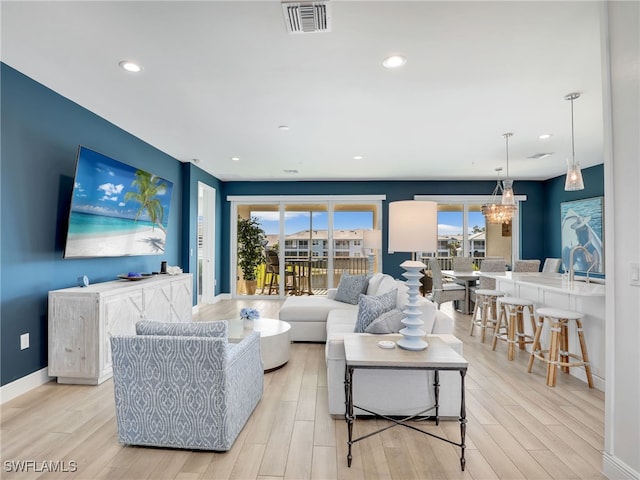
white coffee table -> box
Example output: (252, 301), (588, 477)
(228, 318), (291, 371)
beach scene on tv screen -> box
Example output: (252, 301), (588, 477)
(64, 147), (173, 258)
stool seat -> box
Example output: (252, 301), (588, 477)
(535, 307), (584, 320)
(469, 289), (505, 343)
(498, 297), (534, 307)
(492, 296), (536, 361)
(474, 289), (503, 296)
(528, 308), (593, 388)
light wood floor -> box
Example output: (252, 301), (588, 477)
(1, 299), (606, 480)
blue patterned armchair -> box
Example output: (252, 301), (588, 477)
(110, 320), (263, 451)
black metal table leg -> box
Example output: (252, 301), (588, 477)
(344, 366), (354, 467)
(459, 369), (467, 471)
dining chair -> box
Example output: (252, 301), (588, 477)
(542, 258), (562, 273)
(427, 258), (466, 310)
(513, 259), (541, 272)
(262, 250), (295, 295)
(452, 257), (474, 272)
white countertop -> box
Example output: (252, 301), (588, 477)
(479, 271), (605, 297)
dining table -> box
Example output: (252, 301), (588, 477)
(441, 270), (480, 314)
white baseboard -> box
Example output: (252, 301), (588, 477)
(603, 452), (640, 480)
(1, 368), (53, 404)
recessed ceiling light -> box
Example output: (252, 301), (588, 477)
(382, 55), (406, 69)
(353, 155), (364, 160)
(538, 133), (552, 140)
(278, 125), (290, 131)
(231, 157), (240, 161)
(118, 60), (142, 73)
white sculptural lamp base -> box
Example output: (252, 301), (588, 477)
(396, 260), (429, 351)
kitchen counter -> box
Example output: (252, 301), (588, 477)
(479, 271), (606, 390)
(480, 272), (605, 297)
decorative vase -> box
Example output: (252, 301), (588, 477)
(242, 318), (254, 330)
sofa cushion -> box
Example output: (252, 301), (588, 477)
(335, 272), (370, 305)
(354, 289), (397, 333)
(376, 275), (398, 296)
(136, 320), (228, 338)
(366, 273), (385, 296)
(364, 308), (406, 334)
(279, 295), (358, 324)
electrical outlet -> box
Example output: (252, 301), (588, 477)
(20, 333), (29, 350)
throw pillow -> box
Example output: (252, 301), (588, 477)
(364, 308), (406, 334)
(335, 272), (370, 305)
(366, 272), (385, 296)
(353, 289), (397, 333)
(136, 320), (228, 338)
(376, 275), (397, 296)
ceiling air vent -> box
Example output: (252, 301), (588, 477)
(527, 153), (554, 160)
(282, 1), (331, 34)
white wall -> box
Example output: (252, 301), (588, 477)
(602, 2), (640, 479)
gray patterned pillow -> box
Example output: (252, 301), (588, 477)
(335, 273), (370, 305)
(136, 320), (228, 338)
(353, 289), (397, 333)
(365, 308), (406, 334)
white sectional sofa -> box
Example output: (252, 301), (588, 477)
(279, 273), (464, 418)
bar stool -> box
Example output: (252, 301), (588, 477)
(527, 307), (594, 388)
(492, 297), (536, 361)
(469, 289), (505, 343)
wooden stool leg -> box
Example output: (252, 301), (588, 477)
(516, 308), (526, 351)
(576, 319), (594, 388)
(469, 297), (481, 336)
(507, 308), (516, 361)
(480, 298), (490, 343)
(546, 320), (561, 387)
(560, 322), (570, 373)
(528, 316), (544, 373)
(492, 305), (503, 351)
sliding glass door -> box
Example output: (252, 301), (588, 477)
(229, 195), (383, 298)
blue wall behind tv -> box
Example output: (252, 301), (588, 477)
(0, 61), (604, 388)
(0, 64), (187, 385)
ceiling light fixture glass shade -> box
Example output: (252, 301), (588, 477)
(501, 133), (516, 206)
(481, 171), (517, 224)
(564, 92), (585, 191)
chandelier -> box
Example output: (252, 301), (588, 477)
(482, 133), (517, 224)
(481, 170), (517, 223)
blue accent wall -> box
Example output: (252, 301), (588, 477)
(1, 61), (604, 388)
(0, 64), (186, 385)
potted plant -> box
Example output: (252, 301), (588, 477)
(237, 216), (266, 294)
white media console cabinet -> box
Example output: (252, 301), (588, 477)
(48, 273), (192, 385)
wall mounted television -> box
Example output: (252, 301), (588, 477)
(63, 146), (174, 258)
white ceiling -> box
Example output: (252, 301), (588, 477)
(1, 1), (605, 182)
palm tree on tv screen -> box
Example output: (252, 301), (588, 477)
(124, 170), (168, 234)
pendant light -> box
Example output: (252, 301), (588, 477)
(501, 132), (516, 205)
(482, 168), (516, 224)
(564, 92), (585, 191)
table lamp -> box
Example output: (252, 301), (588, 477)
(363, 230), (382, 274)
(388, 200), (438, 350)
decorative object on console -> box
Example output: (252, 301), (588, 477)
(166, 265), (183, 275)
(564, 92), (585, 191)
(388, 200), (437, 351)
(77, 275), (89, 287)
(117, 272), (153, 281)
(363, 229), (382, 274)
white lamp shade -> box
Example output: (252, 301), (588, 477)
(388, 201), (437, 253)
(363, 230), (382, 249)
